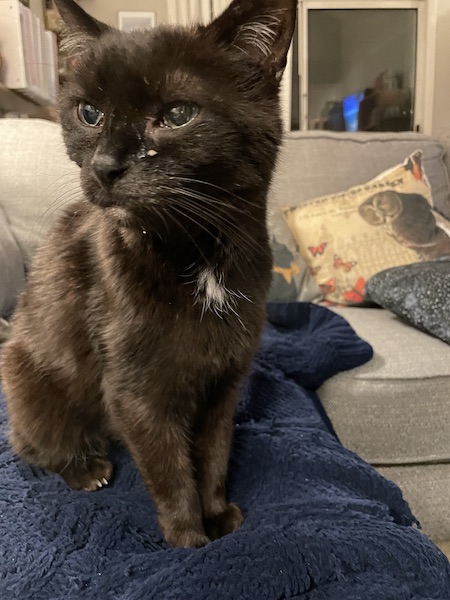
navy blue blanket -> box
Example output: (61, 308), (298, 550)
(0, 303), (449, 599)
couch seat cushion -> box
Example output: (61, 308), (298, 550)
(318, 307), (450, 465)
(376, 463), (450, 542)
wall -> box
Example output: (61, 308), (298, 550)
(432, 0), (450, 173)
(78, 0), (168, 28)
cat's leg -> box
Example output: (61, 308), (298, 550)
(2, 343), (111, 491)
(194, 379), (244, 541)
(104, 383), (210, 548)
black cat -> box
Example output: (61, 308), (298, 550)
(1, 0), (296, 548)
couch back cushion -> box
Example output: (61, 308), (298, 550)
(270, 131), (450, 219)
(0, 206), (25, 317)
(0, 119), (81, 268)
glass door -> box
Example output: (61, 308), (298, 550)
(298, 1), (430, 133)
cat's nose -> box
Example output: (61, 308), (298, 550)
(92, 153), (128, 188)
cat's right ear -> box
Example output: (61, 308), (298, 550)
(53, 0), (110, 67)
(207, 0), (297, 81)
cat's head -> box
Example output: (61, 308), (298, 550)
(55, 0), (296, 240)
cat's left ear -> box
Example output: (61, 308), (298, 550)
(207, 0), (297, 81)
(53, 0), (111, 64)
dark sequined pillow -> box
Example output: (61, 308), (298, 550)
(366, 258), (450, 344)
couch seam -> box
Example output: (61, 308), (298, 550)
(325, 374), (450, 383)
(372, 459), (450, 468)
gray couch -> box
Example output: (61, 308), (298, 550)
(0, 120), (449, 544)
(272, 131), (450, 543)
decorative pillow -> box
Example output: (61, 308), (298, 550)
(268, 208), (323, 303)
(282, 151), (450, 305)
(366, 258), (450, 344)
(268, 236), (323, 302)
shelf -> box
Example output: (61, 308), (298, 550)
(0, 83), (56, 120)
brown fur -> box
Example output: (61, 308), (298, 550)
(1, 0), (296, 548)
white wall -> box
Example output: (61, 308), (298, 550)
(78, 0), (168, 28)
(432, 0), (450, 172)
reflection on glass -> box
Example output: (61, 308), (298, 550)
(308, 9), (417, 132)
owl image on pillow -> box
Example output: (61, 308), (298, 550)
(358, 190), (450, 260)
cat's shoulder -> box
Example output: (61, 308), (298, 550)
(45, 200), (102, 247)
(31, 200), (100, 277)
(53, 200), (97, 230)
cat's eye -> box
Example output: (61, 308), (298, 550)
(77, 102), (104, 128)
(162, 103), (198, 129)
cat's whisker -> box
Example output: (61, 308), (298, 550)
(39, 189), (83, 220)
(37, 192), (84, 233)
(166, 188), (241, 223)
(16, 173), (82, 234)
(170, 199), (234, 239)
(37, 182), (83, 212)
(172, 176), (252, 202)
(172, 176), (261, 208)
(166, 203), (214, 237)
(155, 210), (171, 237)
(170, 196), (262, 253)
(38, 201), (81, 233)
(33, 175), (82, 213)
(171, 187), (261, 223)
(162, 207), (210, 265)
(163, 184), (264, 236)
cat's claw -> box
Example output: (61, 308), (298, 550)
(94, 476), (110, 489)
(96, 477), (109, 488)
(60, 457), (113, 492)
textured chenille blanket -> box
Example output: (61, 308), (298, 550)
(0, 303), (449, 600)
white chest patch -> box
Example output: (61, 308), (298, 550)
(196, 268), (227, 315)
(193, 268), (252, 326)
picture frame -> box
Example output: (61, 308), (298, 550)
(118, 11), (156, 31)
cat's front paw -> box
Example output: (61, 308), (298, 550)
(59, 457), (113, 492)
(165, 528), (211, 549)
(204, 502), (244, 540)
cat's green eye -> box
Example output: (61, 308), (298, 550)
(77, 102), (104, 128)
(162, 104), (198, 129)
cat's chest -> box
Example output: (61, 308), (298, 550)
(95, 223), (268, 370)
(158, 303), (260, 382)
(101, 263), (260, 370)
(193, 267), (252, 320)
(112, 245), (257, 324)
(145, 268), (256, 348)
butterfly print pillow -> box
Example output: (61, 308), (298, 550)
(282, 151), (450, 305)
